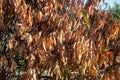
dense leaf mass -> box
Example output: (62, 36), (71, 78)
(0, 0), (120, 80)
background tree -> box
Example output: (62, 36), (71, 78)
(108, 2), (120, 20)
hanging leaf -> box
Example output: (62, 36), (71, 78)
(42, 39), (47, 52)
(38, 11), (43, 22)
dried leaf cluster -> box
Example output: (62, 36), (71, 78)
(0, 0), (120, 80)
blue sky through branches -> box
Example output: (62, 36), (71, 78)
(105, 0), (120, 7)
(84, 0), (120, 10)
(100, 0), (120, 9)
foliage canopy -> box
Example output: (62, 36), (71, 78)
(0, 0), (120, 80)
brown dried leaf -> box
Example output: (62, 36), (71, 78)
(116, 55), (120, 63)
(10, 58), (17, 72)
(8, 39), (18, 49)
(0, 0), (2, 16)
(37, 11), (43, 22)
(28, 7), (33, 26)
(42, 39), (47, 52)
(59, 30), (63, 44)
(22, 1), (27, 19)
(21, 33), (33, 45)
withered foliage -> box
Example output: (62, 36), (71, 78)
(0, 0), (120, 80)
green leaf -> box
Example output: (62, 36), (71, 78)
(82, 10), (89, 21)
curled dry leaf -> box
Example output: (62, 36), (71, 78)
(42, 39), (47, 52)
(21, 33), (33, 45)
(22, 1), (27, 19)
(0, 55), (8, 68)
(7, 39), (18, 49)
(116, 55), (120, 63)
(0, 0), (2, 16)
(33, 32), (42, 42)
(65, 31), (72, 43)
(38, 11), (43, 22)
(16, 23), (26, 36)
(28, 7), (33, 26)
(42, 37), (54, 52)
(42, 3), (53, 14)
(56, 30), (63, 44)
(9, 58), (17, 72)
